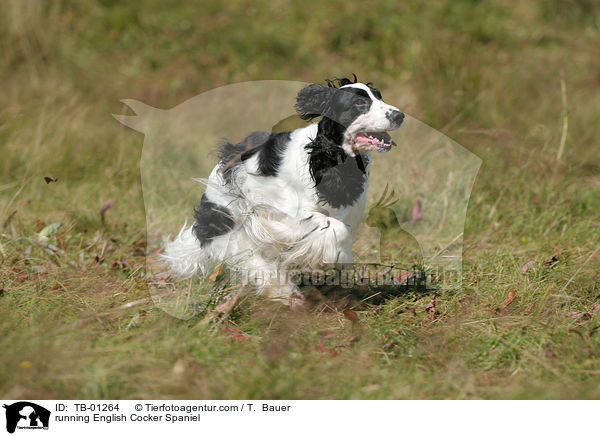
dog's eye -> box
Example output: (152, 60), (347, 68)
(355, 98), (369, 109)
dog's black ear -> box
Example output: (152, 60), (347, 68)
(295, 84), (334, 121)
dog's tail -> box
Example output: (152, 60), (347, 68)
(161, 220), (208, 277)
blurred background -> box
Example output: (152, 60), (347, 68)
(1, 0), (600, 399)
(1, 0), (598, 229)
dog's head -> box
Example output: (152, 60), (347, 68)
(296, 76), (404, 155)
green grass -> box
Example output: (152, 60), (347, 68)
(1, 0), (600, 399)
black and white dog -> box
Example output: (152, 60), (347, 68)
(164, 77), (404, 303)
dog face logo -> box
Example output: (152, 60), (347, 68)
(3, 402), (50, 433)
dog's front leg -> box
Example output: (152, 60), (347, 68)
(297, 212), (354, 269)
(240, 255), (304, 306)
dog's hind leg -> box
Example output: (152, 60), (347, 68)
(162, 224), (210, 277)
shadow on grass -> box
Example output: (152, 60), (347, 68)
(298, 266), (436, 308)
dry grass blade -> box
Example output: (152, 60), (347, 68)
(556, 69), (569, 162)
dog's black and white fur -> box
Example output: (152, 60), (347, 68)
(163, 77), (404, 303)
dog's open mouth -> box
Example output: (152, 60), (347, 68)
(353, 131), (396, 152)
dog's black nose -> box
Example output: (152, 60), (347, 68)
(387, 110), (405, 126)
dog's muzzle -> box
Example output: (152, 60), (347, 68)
(386, 109), (405, 128)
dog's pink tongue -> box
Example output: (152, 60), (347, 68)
(356, 133), (381, 145)
(356, 132), (395, 147)
(355, 133), (373, 144)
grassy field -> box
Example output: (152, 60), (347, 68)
(1, 0), (600, 399)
